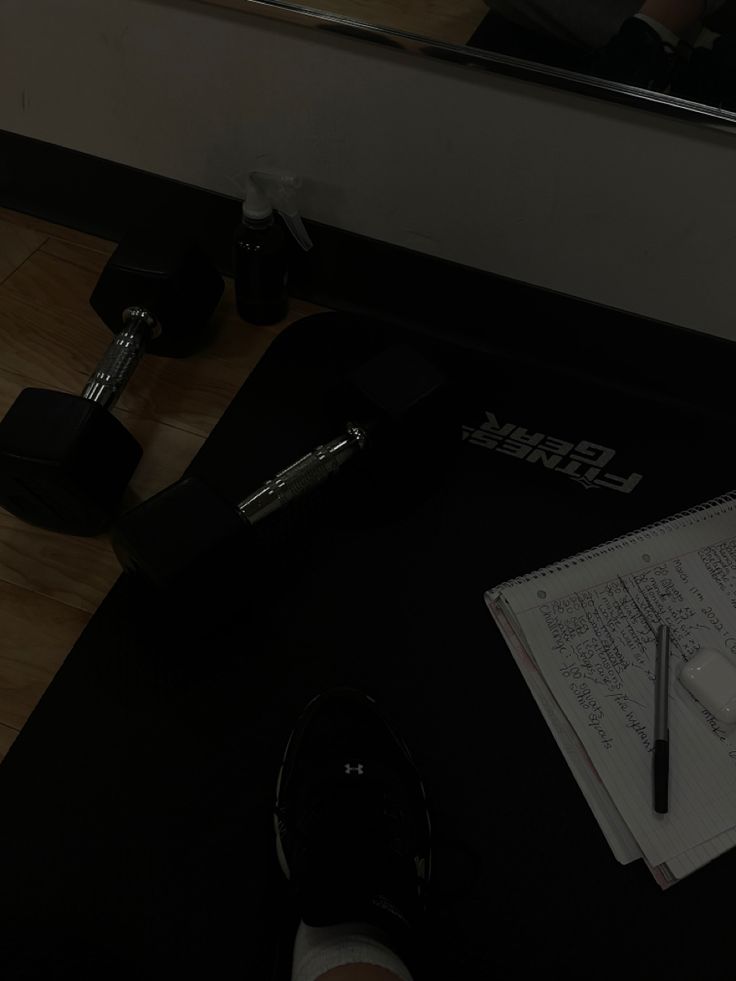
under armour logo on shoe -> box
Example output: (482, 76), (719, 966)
(344, 762), (365, 775)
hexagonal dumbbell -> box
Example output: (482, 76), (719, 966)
(0, 228), (224, 535)
(110, 344), (459, 599)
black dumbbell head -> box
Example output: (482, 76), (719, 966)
(348, 344), (447, 415)
(113, 344), (460, 598)
(90, 228), (225, 357)
(111, 475), (256, 597)
(329, 344), (460, 513)
(0, 388), (142, 535)
(345, 343), (458, 445)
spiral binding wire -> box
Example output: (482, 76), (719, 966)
(493, 489), (736, 594)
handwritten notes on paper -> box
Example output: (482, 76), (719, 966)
(494, 500), (736, 867)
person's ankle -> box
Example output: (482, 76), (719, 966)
(291, 919), (416, 981)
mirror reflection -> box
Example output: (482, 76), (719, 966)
(471, 0), (735, 108)
(286, 0), (736, 112)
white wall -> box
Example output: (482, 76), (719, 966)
(2, 0), (735, 340)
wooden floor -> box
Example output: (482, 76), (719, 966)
(200, 0), (489, 46)
(0, 207), (326, 763)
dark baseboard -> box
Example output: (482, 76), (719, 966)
(1, 127), (734, 420)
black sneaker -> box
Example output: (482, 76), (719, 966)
(671, 34), (736, 111)
(587, 16), (678, 90)
(273, 687), (432, 978)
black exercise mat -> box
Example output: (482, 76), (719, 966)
(1, 311), (735, 980)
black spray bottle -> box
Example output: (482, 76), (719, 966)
(232, 171), (313, 326)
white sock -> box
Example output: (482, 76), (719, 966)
(290, 919), (414, 981)
(693, 27), (720, 49)
(634, 13), (681, 50)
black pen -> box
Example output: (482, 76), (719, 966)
(653, 624), (670, 814)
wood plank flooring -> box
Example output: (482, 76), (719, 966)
(198, 0), (489, 45)
(0, 207), (326, 761)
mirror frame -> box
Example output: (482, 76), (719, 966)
(198, 0), (736, 127)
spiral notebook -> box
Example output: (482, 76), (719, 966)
(485, 492), (736, 888)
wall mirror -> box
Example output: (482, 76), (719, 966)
(198, 1), (736, 124)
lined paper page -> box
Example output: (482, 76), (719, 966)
(667, 826), (736, 879)
(488, 495), (736, 869)
(492, 591), (736, 881)
(491, 598), (641, 864)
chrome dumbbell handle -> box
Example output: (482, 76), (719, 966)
(81, 307), (159, 412)
(238, 424), (367, 525)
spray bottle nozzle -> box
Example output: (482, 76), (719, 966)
(229, 171), (313, 252)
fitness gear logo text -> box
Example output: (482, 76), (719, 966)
(463, 413), (643, 493)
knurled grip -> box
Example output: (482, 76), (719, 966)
(81, 309), (154, 411)
(238, 425), (366, 525)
